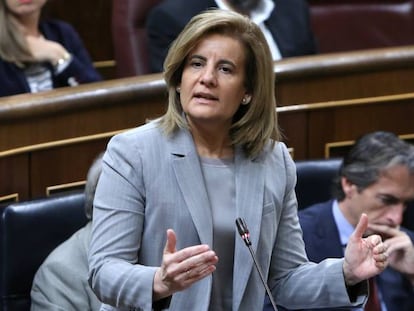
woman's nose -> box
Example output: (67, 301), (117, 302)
(200, 66), (216, 86)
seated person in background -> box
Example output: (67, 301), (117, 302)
(0, 0), (101, 97)
(273, 131), (414, 311)
(30, 154), (103, 311)
(146, 0), (316, 73)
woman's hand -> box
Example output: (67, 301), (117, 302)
(26, 35), (69, 66)
(153, 229), (218, 300)
(343, 213), (389, 285)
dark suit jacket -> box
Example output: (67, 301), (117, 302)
(146, 0), (317, 73)
(277, 200), (414, 311)
(0, 19), (101, 97)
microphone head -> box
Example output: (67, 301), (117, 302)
(235, 217), (251, 246)
(235, 217), (247, 236)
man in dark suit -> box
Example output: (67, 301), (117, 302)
(146, 0), (317, 73)
(274, 131), (414, 311)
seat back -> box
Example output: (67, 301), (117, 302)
(308, 0), (414, 53)
(0, 193), (87, 311)
(112, 0), (162, 77)
(295, 158), (342, 210)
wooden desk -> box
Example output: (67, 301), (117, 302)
(275, 46), (414, 159)
(0, 74), (167, 201)
(2, 46), (414, 201)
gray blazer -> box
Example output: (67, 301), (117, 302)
(88, 121), (366, 311)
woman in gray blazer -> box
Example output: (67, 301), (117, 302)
(88, 9), (389, 311)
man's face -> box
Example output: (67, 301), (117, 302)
(342, 165), (414, 237)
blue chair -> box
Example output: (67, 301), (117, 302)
(0, 193), (87, 311)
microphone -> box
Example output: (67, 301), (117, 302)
(236, 217), (278, 311)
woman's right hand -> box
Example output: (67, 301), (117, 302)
(153, 229), (218, 300)
(26, 35), (69, 66)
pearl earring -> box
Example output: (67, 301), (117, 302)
(176, 86), (181, 93)
(242, 95), (251, 105)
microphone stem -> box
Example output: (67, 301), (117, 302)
(247, 244), (278, 311)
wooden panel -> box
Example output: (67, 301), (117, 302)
(30, 139), (108, 199)
(3, 46), (414, 199)
(325, 134), (414, 159)
(0, 74), (167, 151)
(306, 97), (414, 159)
(278, 111), (308, 159)
(0, 154), (29, 202)
(275, 46), (414, 105)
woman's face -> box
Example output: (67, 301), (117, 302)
(5, 0), (46, 17)
(179, 33), (249, 130)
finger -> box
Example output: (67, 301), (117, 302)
(384, 235), (413, 253)
(368, 223), (401, 238)
(351, 213), (368, 240)
(180, 249), (218, 271)
(179, 257), (218, 285)
(172, 244), (214, 264)
(374, 258), (388, 270)
(372, 241), (388, 255)
(164, 229), (177, 255)
(184, 263), (217, 283)
(365, 234), (382, 248)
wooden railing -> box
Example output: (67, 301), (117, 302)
(2, 46), (414, 201)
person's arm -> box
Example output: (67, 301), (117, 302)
(30, 241), (97, 311)
(267, 144), (367, 309)
(51, 21), (102, 84)
(88, 135), (154, 309)
(35, 20), (101, 85)
(88, 131), (217, 310)
(31, 255), (92, 311)
(26, 35), (70, 70)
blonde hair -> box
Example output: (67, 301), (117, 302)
(0, 0), (37, 66)
(158, 9), (280, 159)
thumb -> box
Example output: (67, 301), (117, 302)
(164, 229), (177, 254)
(351, 213), (368, 240)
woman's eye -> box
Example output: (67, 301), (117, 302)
(191, 61), (203, 68)
(219, 66), (232, 74)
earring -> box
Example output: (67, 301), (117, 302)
(242, 95), (251, 105)
(176, 86), (181, 93)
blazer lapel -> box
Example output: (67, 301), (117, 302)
(169, 131), (266, 309)
(233, 148), (265, 309)
(169, 129), (213, 246)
